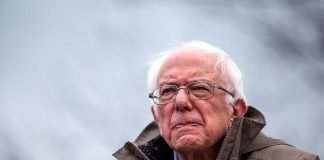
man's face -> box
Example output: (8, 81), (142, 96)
(152, 48), (235, 152)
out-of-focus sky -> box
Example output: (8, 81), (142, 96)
(1, 0), (323, 159)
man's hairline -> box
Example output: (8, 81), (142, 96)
(150, 48), (235, 115)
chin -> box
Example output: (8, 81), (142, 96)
(171, 135), (207, 151)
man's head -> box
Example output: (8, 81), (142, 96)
(147, 41), (247, 153)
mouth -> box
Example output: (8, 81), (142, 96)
(171, 120), (203, 130)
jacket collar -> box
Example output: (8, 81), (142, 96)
(216, 106), (266, 159)
(113, 106), (268, 159)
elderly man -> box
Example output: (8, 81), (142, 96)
(113, 41), (319, 160)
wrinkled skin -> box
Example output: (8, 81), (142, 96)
(151, 48), (247, 160)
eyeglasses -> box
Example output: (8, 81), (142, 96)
(149, 81), (234, 105)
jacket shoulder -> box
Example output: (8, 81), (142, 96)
(247, 144), (320, 160)
(113, 141), (149, 160)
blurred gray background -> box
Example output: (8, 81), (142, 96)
(1, 0), (323, 159)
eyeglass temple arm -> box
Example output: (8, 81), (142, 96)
(215, 86), (235, 98)
(149, 93), (159, 99)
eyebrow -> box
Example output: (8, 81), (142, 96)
(158, 78), (216, 87)
(158, 81), (177, 87)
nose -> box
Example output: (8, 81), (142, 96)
(174, 87), (193, 111)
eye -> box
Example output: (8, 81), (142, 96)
(160, 86), (177, 97)
(191, 86), (209, 91)
(189, 83), (211, 92)
(188, 82), (213, 98)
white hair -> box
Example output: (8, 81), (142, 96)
(147, 40), (247, 108)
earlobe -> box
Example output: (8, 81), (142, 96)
(233, 99), (248, 116)
(151, 106), (159, 123)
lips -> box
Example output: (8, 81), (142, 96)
(171, 118), (203, 129)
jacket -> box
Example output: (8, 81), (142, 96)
(113, 107), (320, 160)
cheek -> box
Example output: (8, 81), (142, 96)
(198, 102), (231, 138)
(205, 116), (228, 134)
(156, 105), (173, 138)
(201, 114), (230, 146)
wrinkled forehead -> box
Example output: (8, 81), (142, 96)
(158, 47), (222, 82)
(161, 47), (218, 69)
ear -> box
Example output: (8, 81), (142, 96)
(151, 106), (159, 123)
(233, 99), (248, 117)
(151, 106), (164, 136)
